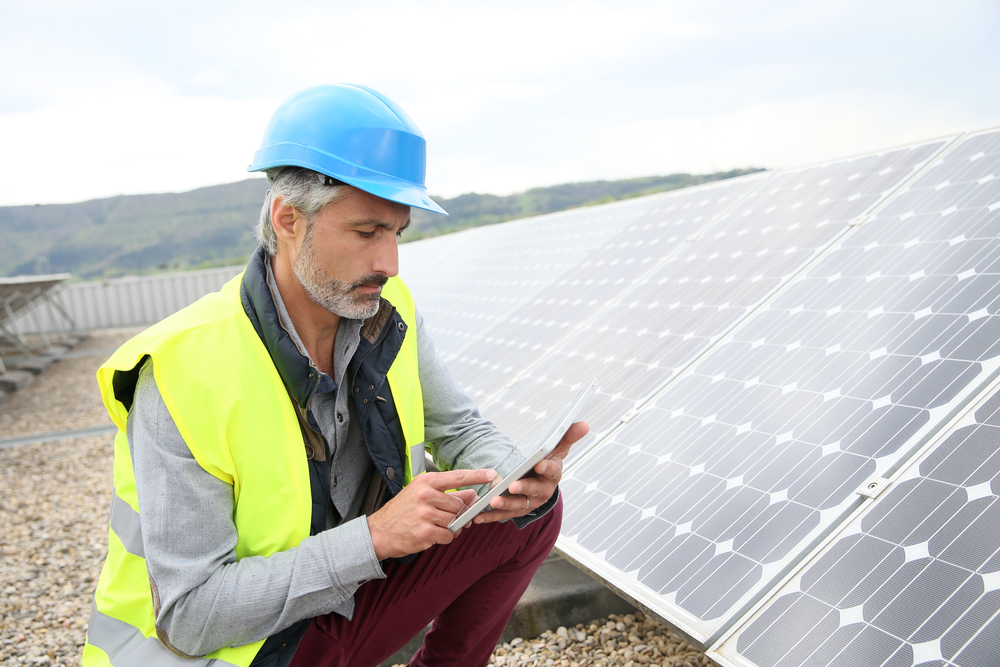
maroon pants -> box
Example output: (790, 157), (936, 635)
(289, 496), (562, 667)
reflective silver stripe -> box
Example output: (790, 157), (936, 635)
(88, 604), (240, 667)
(410, 442), (426, 476)
(110, 493), (144, 558)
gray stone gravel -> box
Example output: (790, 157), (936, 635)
(0, 330), (713, 667)
(392, 612), (712, 667)
(1, 434), (111, 667)
(1, 331), (130, 667)
(0, 330), (139, 440)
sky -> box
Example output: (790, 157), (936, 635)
(1, 0), (998, 208)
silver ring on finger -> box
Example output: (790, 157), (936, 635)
(523, 497), (530, 512)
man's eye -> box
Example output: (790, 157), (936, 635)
(358, 231), (375, 239)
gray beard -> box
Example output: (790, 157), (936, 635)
(293, 236), (385, 320)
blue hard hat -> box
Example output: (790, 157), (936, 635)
(249, 84), (447, 215)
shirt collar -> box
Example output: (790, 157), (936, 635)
(240, 246), (363, 406)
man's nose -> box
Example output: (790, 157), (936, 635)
(373, 234), (399, 277)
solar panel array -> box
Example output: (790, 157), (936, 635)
(402, 127), (1000, 666)
(452, 177), (765, 393)
(400, 196), (659, 357)
(705, 129), (1000, 667)
(486, 142), (947, 451)
(719, 375), (1000, 667)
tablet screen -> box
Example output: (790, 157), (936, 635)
(448, 378), (599, 531)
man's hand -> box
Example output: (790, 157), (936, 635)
(475, 420), (590, 525)
(367, 468), (497, 560)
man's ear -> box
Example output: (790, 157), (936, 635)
(271, 196), (304, 246)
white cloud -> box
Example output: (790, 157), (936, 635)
(1, 89), (273, 205)
(0, 0), (998, 205)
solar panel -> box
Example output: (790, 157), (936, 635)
(716, 372), (1000, 667)
(444, 172), (770, 405)
(400, 197), (655, 357)
(554, 132), (1000, 645)
(484, 140), (949, 456)
(0, 274), (74, 369)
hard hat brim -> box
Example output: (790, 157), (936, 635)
(249, 143), (447, 216)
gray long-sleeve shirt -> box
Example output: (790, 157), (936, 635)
(127, 268), (537, 657)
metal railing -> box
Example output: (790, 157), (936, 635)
(7, 265), (244, 334)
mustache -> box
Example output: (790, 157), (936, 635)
(350, 274), (389, 290)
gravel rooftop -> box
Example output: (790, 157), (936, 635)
(2, 330), (135, 667)
(1, 329), (713, 667)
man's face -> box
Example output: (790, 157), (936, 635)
(292, 187), (410, 320)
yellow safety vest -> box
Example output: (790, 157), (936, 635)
(83, 273), (424, 666)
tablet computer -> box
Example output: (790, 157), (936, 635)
(447, 377), (599, 533)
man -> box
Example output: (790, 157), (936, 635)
(83, 84), (587, 667)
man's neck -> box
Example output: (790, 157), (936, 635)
(270, 253), (341, 377)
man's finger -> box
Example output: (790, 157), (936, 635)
(475, 506), (527, 524)
(446, 488), (479, 505)
(489, 493), (531, 512)
(561, 420), (590, 445)
(509, 475), (557, 498)
(429, 507), (465, 528)
(425, 489), (478, 517)
(442, 488), (479, 514)
(421, 468), (497, 491)
(547, 421), (590, 460)
(530, 457), (563, 481)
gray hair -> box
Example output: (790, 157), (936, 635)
(255, 167), (351, 254)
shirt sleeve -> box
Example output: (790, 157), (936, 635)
(415, 309), (558, 527)
(128, 360), (384, 657)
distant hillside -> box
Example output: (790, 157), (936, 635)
(0, 168), (763, 279)
(0, 180), (269, 279)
